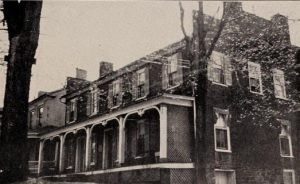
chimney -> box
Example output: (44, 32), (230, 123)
(224, 2), (243, 16)
(38, 91), (47, 97)
(76, 68), (87, 80)
(270, 14), (290, 45)
(99, 61), (113, 79)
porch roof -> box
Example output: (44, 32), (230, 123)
(39, 94), (194, 140)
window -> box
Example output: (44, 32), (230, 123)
(279, 119), (293, 157)
(211, 52), (225, 84)
(112, 80), (120, 107)
(283, 170), (295, 184)
(136, 120), (149, 156)
(137, 68), (146, 98)
(91, 90), (98, 114)
(69, 99), (77, 123)
(37, 106), (44, 126)
(167, 54), (178, 87)
(28, 110), (34, 129)
(215, 170), (236, 184)
(248, 62), (262, 94)
(273, 69), (286, 99)
(214, 108), (231, 152)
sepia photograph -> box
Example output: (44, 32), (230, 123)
(0, 1), (300, 183)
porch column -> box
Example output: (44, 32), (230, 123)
(160, 104), (168, 160)
(118, 116), (125, 165)
(85, 127), (91, 171)
(37, 139), (44, 176)
(59, 134), (65, 173)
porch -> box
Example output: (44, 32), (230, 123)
(36, 94), (195, 178)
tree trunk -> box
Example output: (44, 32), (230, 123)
(0, 1), (42, 183)
(194, 2), (208, 184)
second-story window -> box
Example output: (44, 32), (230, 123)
(112, 80), (120, 107)
(208, 51), (232, 86)
(69, 99), (77, 123)
(273, 69), (286, 99)
(167, 54), (178, 87)
(214, 108), (231, 152)
(279, 119), (293, 157)
(137, 68), (146, 98)
(91, 90), (98, 115)
(248, 61), (262, 94)
(211, 53), (225, 84)
(38, 106), (44, 127)
(28, 110), (34, 129)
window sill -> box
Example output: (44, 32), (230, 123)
(211, 82), (228, 87)
(250, 91), (263, 96)
(275, 96), (289, 101)
(111, 105), (120, 110)
(215, 149), (232, 153)
(135, 96), (147, 101)
(166, 84), (180, 91)
(67, 120), (76, 124)
(281, 155), (294, 158)
(90, 162), (96, 166)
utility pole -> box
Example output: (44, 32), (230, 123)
(0, 1), (42, 183)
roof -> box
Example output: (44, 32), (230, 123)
(29, 87), (65, 105)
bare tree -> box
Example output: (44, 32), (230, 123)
(179, 2), (227, 183)
(0, 1), (42, 183)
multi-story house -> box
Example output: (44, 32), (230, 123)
(28, 68), (89, 176)
(34, 2), (300, 184)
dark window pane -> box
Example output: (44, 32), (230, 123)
(216, 129), (228, 150)
(280, 137), (290, 156)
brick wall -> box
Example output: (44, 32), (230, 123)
(167, 105), (193, 163)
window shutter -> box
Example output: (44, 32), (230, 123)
(144, 67), (150, 96)
(118, 78), (123, 106)
(107, 83), (113, 109)
(131, 72), (138, 100)
(224, 57), (232, 86)
(176, 53), (183, 85)
(86, 93), (92, 116)
(162, 61), (169, 89)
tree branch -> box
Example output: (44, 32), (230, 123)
(206, 2), (226, 57)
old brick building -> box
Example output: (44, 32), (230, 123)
(31, 2), (300, 184)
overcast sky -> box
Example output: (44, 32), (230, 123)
(1, 1), (300, 106)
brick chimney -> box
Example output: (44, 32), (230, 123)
(76, 68), (87, 80)
(99, 61), (113, 79)
(224, 2), (243, 12)
(270, 14), (291, 45)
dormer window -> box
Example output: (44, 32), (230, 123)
(273, 69), (286, 99)
(137, 68), (146, 98)
(279, 119), (293, 157)
(90, 89), (98, 115)
(112, 80), (120, 107)
(248, 61), (262, 94)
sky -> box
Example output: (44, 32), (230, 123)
(1, 1), (300, 106)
